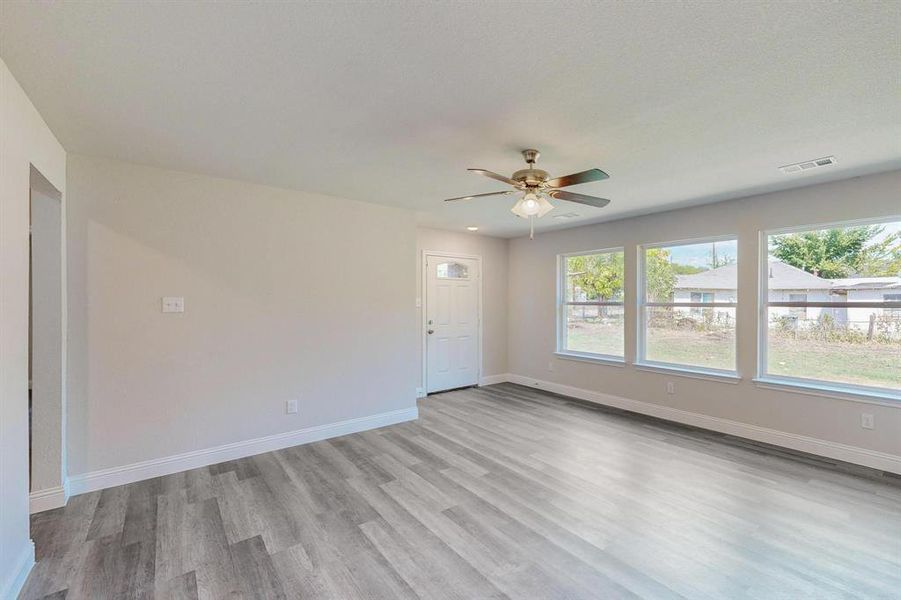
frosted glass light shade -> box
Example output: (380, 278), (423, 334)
(511, 193), (554, 218)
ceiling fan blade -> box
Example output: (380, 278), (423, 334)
(545, 168), (609, 189)
(468, 169), (520, 186)
(443, 190), (513, 202)
(548, 190), (611, 208)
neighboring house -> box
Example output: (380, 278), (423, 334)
(830, 277), (901, 324)
(674, 259), (901, 330)
(673, 260), (832, 322)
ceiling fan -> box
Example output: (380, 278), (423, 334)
(444, 149), (611, 238)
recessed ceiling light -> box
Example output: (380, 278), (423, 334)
(466, 226), (479, 231)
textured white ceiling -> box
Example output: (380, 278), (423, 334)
(2, 1), (899, 237)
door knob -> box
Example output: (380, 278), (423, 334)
(427, 329), (434, 334)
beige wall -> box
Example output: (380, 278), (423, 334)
(508, 170), (901, 461)
(416, 228), (508, 390)
(0, 58), (67, 598)
(66, 155), (418, 476)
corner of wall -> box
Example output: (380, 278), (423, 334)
(0, 540), (35, 600)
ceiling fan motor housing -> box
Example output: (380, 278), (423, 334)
(514, 149), (547, 188)
(512, 168), (549, 187)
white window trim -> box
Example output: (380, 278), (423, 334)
(758, 218), (901, 402)
(554, 351), (626, 366)
(753, 376), (901, 406)
(557, 247), (625, 361)
(637, 235), (740, 376)
(635, 362), (741, 384)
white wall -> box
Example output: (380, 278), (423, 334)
(416, 228), (508, 390)
(66, 155), (418, 480)
(29, 172), (64, 495)
(0, 59), (67, 599)
(508, 170), (901, 467)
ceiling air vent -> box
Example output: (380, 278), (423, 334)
(779, 156), (836, 174)
(553, 212), (581, 220)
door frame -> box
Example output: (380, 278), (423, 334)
(421, 250), (482, 395)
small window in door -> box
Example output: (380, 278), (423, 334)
(436, 262), (469, 279)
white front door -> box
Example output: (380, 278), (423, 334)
(426, 255), (479, 393)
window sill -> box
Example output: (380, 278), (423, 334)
(753, 377), (901, 407)
(634, 362), (741, 384)
(554, 352), (625, 367)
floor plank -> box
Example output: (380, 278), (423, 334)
(20, 383), (901, 599)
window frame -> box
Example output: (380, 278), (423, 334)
(637, 235), (740, 378)
(556, 247), (626, 363)
(757, 217), (901, 400)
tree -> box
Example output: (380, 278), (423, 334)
(567, 253), (623, 301)
(645, 248), (676, 302)
(672, 264), (706, 275)
(770, 226), (887, 278)
(857, 231), (901, 277)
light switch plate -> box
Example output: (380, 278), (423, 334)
(286, 399), (299, 414)
(162, 297), (185, 313)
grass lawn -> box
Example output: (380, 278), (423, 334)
(566, 321), (900, 389)
(565, 321), (624, 357)
(767, 335), (900, 388)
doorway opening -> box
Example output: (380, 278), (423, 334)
(29, 166), (65, 513)
(422, 251), (482, 394)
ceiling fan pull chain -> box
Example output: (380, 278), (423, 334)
(530, 215), (534, 240)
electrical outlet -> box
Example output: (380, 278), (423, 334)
(666, 382), (675, 395)
(861, 413), (874, 430)
(286, 399), (299, 414)
(161, 296), (184, 313)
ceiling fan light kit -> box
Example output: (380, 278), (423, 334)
(510, 192), (553, 219)
(444, 149), (611, 239)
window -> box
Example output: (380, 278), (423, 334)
(639, 237), (738, 374)
(761, 218), (901, 395)
(690, 292), (714, 316)
(436, 262), (468, 279)
(558, 249), (625, 359)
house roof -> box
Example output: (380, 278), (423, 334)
(830, 277), (901, 290)
(675, 260), (833, 290)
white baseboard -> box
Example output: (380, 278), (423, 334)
(1, 541), (34, 600)
(506, 374), (901, 475)
(29, 483), (69, 514)
(67, 406), (419, 496)
(479, 373), (511, 386)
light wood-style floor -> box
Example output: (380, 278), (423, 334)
(21, 383), (901, 599)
